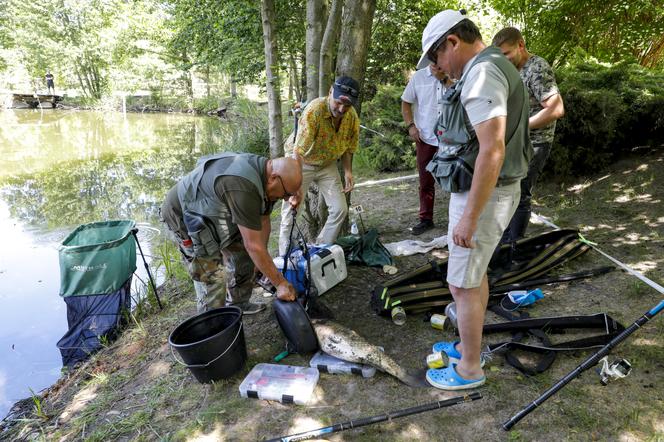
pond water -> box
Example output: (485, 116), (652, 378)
(0, 108), (234, 418)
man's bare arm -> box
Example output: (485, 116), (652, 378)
(401, 100), (421, 142)
(238, 223), (296, 301)
(529, 93), (564, 130)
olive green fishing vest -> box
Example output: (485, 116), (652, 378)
(177, 153), (267, 255)
(427, 46), (532, 192)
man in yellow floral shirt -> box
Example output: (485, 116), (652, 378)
(278, 76), (361, 255)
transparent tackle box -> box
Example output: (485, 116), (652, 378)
(239, 363), (319, 405)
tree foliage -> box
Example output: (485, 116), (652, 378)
(486, 0), (664, 68)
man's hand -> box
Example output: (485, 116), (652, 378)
(343, 171), (354, 193)
(408, 124), (422, 143)
(452, 215), (478, 248)
(288, 188), (303, 208)
(276, 280), (297, 301)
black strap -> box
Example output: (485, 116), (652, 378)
(486, 304), (625, 375)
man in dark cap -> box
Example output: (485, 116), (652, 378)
(161, 153), (301, 314)
(278, 76), (361, 255)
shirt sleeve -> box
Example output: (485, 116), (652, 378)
(461, 62), (509, 127)
(527, 58), (560, 104)
(215, 177), (263, 231)
(401, 77), (416, 103)
(294, 104), (318, 156)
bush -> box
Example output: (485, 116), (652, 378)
(356, 84), (416, 172)
(550, 61), (664, 177)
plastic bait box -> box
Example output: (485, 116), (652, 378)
(309, 351), (376, 378)
(239, 363), (319, 405)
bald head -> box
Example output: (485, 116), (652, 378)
(266, 157), (302, 201)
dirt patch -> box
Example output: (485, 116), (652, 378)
(2, 151), (664, 441)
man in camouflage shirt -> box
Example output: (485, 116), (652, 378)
(493, 27), (565, 241)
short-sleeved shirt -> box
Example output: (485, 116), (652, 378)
(213, 176), (275, 231)
(460, 56), (509, 126)
(521, 55), (559, 144)
(288, 97), (360, 167)
(161, 166), (275, 240)
(401, 67), (446, 146)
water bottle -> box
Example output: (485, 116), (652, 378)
(391, 306), (406, 326)
(444, 302), (458, 330)
(350, 212), (359, 235)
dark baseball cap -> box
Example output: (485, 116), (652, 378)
(332, 76), (360, 106)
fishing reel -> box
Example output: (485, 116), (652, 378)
(596, 356), (632, 386)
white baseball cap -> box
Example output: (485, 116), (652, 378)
(417, 9), (467, 69)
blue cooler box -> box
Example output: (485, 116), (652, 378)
(273, 245), (347, 296)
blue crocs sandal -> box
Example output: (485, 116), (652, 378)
(431, 340), (488, 367)
(426, 364), (486, 391)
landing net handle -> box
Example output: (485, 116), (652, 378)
(266, 392), (482, 442)
(503, 299), (664, 430)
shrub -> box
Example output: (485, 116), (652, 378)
(549, 61), (664, 177)
(357, 84), (416, 172)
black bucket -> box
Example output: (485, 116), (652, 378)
(168, 306), (247, 383)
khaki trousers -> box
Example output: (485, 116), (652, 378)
(278, 162), (348, 255)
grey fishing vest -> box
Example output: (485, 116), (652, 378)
(177, 153), (267, 255)
(426, 46), (532, 193)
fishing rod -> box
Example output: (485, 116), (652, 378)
(265, 392), (482, 442)
(502, 299), (664, 430)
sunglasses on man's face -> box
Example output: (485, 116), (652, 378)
(277, 176), (295, 198)
(335, 82), (359, 98)
(427, 36), (447, 63)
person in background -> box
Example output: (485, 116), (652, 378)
(492, 27), (565, 241)
(401, 63), (454, 235)
(420, 10), (531, 390)
(45, 71), (55, 95)
(278, 76), (360, 256)
(161, 153), (301, 314)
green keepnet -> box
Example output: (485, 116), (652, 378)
(59, 220), (137, 297)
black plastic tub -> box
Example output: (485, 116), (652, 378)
(169, 306), (247, 383)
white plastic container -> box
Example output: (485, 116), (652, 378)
(238, 363), (319, 405)
(273, 245), (347, 296)
(309, 351), (376, 378)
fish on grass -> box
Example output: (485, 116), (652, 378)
(311, 319), (429, 388)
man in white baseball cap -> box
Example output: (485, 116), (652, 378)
(421, 10), (532, 390)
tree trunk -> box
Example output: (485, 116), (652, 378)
(297, 0), (377, 242)
(289, 52), (302, 102)
(260, 0), (284, 158)
(318, 0), (343, 96)
(305, 0), (326, 102)
(335, 0), (376, 114)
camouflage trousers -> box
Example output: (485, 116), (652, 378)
(167, 229), (255, 313)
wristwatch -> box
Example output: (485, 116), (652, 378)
(406, 122), (416, 131)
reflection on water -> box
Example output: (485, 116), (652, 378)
(0, 109), (236, 418)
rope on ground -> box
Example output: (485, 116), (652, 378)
(355, 174), (418, 189)
(532, 212), (664, 295)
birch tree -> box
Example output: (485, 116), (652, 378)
(260, 0), (284, 158)
(305, 0), (326, 101)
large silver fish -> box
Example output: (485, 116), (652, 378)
(311, 319), (429, 388)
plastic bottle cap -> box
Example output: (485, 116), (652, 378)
(182, 239), (193, 247)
